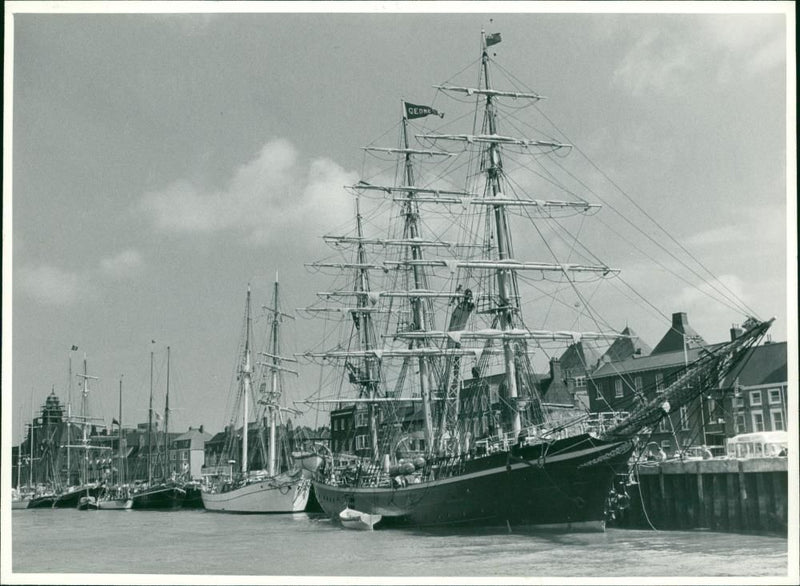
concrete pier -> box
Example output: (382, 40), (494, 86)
(616, 457), (788, 534)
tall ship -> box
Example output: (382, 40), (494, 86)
(300, 30), (773, 530)
(202, 281), (311, 513)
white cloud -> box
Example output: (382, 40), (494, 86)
(613, 29), (693, 97)
(100, 249), (143, 279)
(18, 265), (83, 306)
(141, 138), (357, 247)
(613, 16), (785, 96)
(685, 225), (746, 248)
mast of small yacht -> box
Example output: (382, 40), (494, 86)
(147, 348), (154, 485)
(242, 287), (252, 476)
(480, 30), (522, 436)
(163, 346), (171, 480)
(118, 376), (125, 485)
(400, 112), (435, 453)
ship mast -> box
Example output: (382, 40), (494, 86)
(258, 275), (299, 475)
(353, 196), (381, 460)
(400, 112), (436, 454)
(268, 281), (278, 476)
(147, 348), (154, 485)
(75, 355), (98, 485)
(118, 376), (125, 485)
(242, 287), (252, 476)
(164, 346), (171, 480)
(479, 30), (522, 436)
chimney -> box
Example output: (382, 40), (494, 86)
(730, 324), (744, 341)
(672, 312), (689, 331)
(199, 424), (204, 434)
(549, 357), (562, 382)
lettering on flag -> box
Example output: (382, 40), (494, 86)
(486, 32), (502, 47)
(404, 101), (444, 120)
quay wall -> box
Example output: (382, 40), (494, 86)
(616, 458), (788, 534)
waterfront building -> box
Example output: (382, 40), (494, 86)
(169, 426), (212, 479)
(719, 340), (788, 435)
(588, 312), (787, 455)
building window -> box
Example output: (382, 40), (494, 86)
(734, 396), (745, 409)
(734, 414), (746, 434)
(679, 405), (689, 430)
(356, 412), (368, 428)
(768, 389), (782, 405)
(634, 376), (643, 393)
(750, 390), (762, 406)
(770, 409), (785, 431)
(355, 435), (368, 451)
(574, 376), (586, 388)
(655, 373), (664, 394)
(614, 379), (623, 398)
(659, 416), (669, 432)
(751, 412), (764, 433)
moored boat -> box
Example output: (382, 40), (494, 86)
(96, 496), (133, 510)
(202, 282), (310, 514)
(131, 482), (185, 510)
(339, 507), (382, 531)
(302, 30), (774, 531)
(77, 495), (98, 511)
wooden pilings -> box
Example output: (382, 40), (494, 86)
(620, 458), (787, 534)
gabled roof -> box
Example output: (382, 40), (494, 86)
(720, 341), (787, 388)
(591, 343), (726, 378)
(651, 312), (706, 355)
(559, 342), (601, 375)
(173, 428), (213, 449)
(601, 326), (652, 363)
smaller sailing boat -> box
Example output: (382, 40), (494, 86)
(202, 280), (310, 513)
(339, 507), (382, 531)
(131, 346), (185, 510)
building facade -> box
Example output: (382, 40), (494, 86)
(588, 313), (787, 455)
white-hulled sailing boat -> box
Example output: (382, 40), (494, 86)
(301, 30), (773, 530)
(202, 280), (310, 513)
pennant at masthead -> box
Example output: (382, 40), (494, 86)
(404, 101), (444, 120)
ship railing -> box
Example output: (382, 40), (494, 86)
(584, 412), (630, 437)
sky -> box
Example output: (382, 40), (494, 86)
(4, 2), (795, 446)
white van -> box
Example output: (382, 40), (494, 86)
(725, 431), (788, 459)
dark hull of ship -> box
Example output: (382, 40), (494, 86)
(314, 434), (633, 529)
(181, 484), (204, 509)
(28, 485), (101, 509)
(26, 494), (58, 509)
(131, 485), (185, 510)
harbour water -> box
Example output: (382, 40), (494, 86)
(11, 509), (788, 580)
